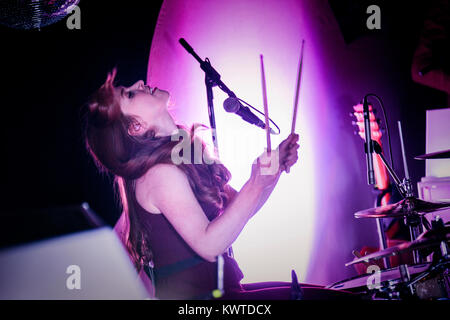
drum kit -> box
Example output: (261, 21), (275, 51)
(327, 142), (450, 300)
(180, 38), (449, 300)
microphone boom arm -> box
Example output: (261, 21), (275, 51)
(179, 38), (235, 98)
(179, 38), (278, 134)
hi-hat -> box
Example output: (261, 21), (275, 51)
(354, 197), (450, 219)
(415, 149), (450, 160)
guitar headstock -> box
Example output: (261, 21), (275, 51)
(352, 103), (383, 145)
(352, 103), (390, 191)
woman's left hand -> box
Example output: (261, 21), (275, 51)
(277, 133), (300, 174)
(249, 133), (300, 191)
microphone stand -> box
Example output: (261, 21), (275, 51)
(204, 64), (220, 157)
(363, 98), (390, 269)
(179, 38), (237, 299)
(179, 38), (238, 155)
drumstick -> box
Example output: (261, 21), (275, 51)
(352, 250), (363, 259)
(291, 39), (305, 134)
(260, 54), (271, 153)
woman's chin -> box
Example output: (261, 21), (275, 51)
(166, 94), (175, 108)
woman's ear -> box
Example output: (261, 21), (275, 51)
(128, 119), (146, 136)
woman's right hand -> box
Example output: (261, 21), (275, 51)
(249, 133), (300, 190)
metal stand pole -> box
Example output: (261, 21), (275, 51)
(205, 76), (219, 156)
(179, 38), (272, 298)
(372, 138), (423, 265)
(375, 217), (390, 269)
(204, 74), (226, 298)
(179, 39), (239, 299)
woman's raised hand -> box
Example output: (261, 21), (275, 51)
(278, 133), (300, 173)
(250, 133), (300, 190)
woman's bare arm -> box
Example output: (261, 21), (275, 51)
(225, 184), (272, 218)
(137, 163), (265, 262)
(137, 134), (299, 262)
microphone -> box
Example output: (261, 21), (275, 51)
(363, 96), (375, 185)
(179, 38), (195, 55)
(223, 97), (274, 133)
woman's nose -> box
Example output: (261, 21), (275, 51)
(132, 80), (145, 90)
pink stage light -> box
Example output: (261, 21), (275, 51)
(147, 0), (336, 284)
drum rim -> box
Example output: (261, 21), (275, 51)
(326, 263), (431, 289)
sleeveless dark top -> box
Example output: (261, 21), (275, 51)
(133, 193), (244, 299)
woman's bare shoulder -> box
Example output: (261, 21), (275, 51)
(141, 163), (187, 185)
(135, 163), (188, 214)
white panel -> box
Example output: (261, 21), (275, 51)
(426, 108), (450, 177)
(0, 228), (149, 300)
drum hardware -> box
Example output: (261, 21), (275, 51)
(404, 260), (450, 299)
(415, 149), (450, 160)
(346, 218), (449, 267)
(398, 264), (411, 282)
(414, 271), (449, 300)
(330, 261), (449, 300)
(441, 241), (448, 257)
(354, 198), (450, 219)
(348, 97), (449, 299)
(327, 263), (432, 299)
(398, 264), (413, 294)
(374, 121), (425, 264)
(346, 235), (450, 267)
(343, 217), (450, 299)
(355, 123), (450, 264)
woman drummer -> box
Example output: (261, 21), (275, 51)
(84, 69), (356, 300)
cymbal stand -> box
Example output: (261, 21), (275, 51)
(432, 216), (449, 260)
(371, 122), (424, 264)
(402, 217), (450, 299)
(398, 121), (424, 263)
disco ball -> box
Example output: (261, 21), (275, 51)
(0, 0), (80, 30)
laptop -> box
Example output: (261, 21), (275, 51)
(0, 203), (149, 299)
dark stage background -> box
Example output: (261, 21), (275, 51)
(0, 0), (447, 279)
(1, 1), (163, 226)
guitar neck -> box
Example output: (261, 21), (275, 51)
(372, 139), (389, 191)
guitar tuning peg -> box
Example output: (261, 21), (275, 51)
(351, 120), (357, 126)
(353, 130), (359, 136)
(349, 112), (354, 117)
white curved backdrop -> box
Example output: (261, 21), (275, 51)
(146, 0), (382, 285)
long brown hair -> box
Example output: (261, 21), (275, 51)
(83, 69), (231, 271)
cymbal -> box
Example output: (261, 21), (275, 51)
(346, 230), (449, 267)
(354, 197), (450, 219)
(415, 149), (450, 160)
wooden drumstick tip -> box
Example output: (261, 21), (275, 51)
(352, 250), (363, 259)
(260, 53), (271, 152)
(291, 39), (305, 135)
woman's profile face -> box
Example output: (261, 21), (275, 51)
(117, 80), (171, 132)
